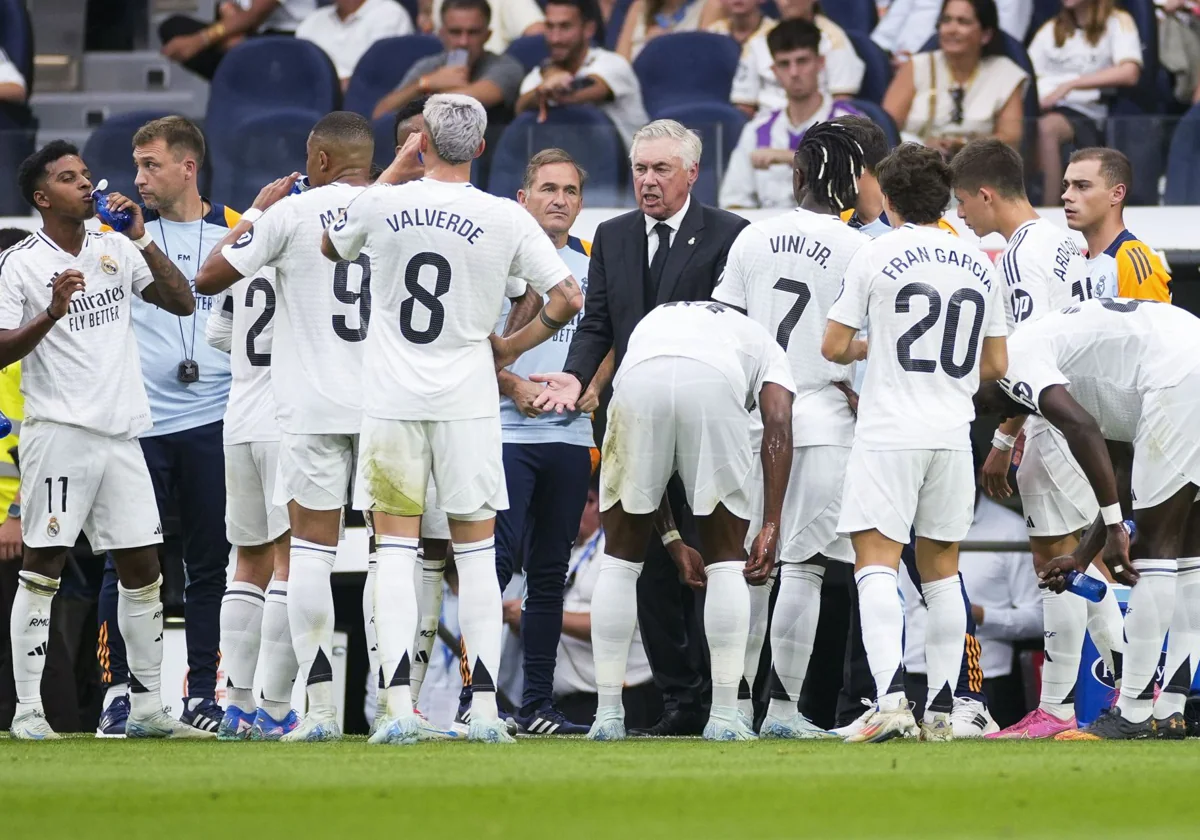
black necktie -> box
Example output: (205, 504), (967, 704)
(647, 222), (671, 309)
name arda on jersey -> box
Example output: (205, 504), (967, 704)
(882, 245), (992, 290)
(769, 234), (833, 268)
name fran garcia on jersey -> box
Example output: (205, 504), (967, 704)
(882, 244), (993, 290)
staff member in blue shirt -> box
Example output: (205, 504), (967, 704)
(96, 116), (234, 737)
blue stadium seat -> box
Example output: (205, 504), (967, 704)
(81, 111), (172, 201)
(488, 107), (626, 205)
(635, 32), (742, 116)
(820, 0), (878, 35)
(507, 34), (549, 73)
(844, 29), (891, 104)
(210, 108), (325, 212)
(606, 0), (635, 50)
(847, 98), (901, 148)
(654, 102), (746, 207)
(0, 0), (32, 90)
(1106, 100), (1165, 206)
(1164, 104), (1200, 205)
(1027, 0), (1058, 45)
(344, 35), (443, 117)
(371, 114), (399, 169)
(1113, 0), (1160, 112)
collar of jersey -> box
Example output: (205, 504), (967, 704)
(36, 229), (89, 253)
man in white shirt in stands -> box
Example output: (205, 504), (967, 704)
(426, 0), (544, 52)
(296, 0), (414, 90)
(0, 47), (26, 103)
(514, 0), (648, 149)
(720, 20), (862, 209)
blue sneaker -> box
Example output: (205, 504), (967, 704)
(515, 704), (588, 735)
(250, 708), (300, 741)
(180, 697), (223, 737)
(217, 705), (256, 740)
(96, 695), (129, 739)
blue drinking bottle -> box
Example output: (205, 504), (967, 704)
(1064, 520), (1135, 602)
(91, 179), (133, 232)
(0, 411), (10, 439)
(290, 175), (311, 195)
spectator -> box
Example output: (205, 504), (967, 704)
(0, 48), (26, 103)
(160, 0), (318, 81)
(720, 19), (862, 208)
(616, 0), (707, 61)
(552, 478), (662, 731)
(883, 0), (1027, 158)
(424, 0), (545, 52)
(873, 0), (1033, 63)
(515, 0), (649, 147)
(726, 0), (865, 118)
(705, 0), (772, 47)
(1029, 0), (1142, 205)
(295, 0), (415, 90)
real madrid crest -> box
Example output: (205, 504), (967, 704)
(100, 255), (118, 275)
(46, 516), (60, 538)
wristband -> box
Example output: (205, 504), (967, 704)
(539, 309), (569, 330)
(1100, 503), (1123, 527)
(992, 430), (1017, 452)
(45, 306), (61, 322)
(131, 231), (154, 251)
(241, 208), (263, 225)
(660, 529), (681, 546)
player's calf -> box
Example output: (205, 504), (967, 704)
(8, 551), (64, 740)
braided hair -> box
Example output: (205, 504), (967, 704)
(794, 121), (866, 213)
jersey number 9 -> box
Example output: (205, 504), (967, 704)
(333, 254), (372, 342)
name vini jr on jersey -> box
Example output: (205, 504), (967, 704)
(770, 234), (832, 267)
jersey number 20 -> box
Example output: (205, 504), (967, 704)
(895, 283), (985, 379)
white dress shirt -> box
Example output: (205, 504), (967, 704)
(645, 194), (692, 265)
(0, 48), (25, 92)
(295, 0), (414, 80)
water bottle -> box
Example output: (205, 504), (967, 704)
(1064, 520), (1135, 602)
(289, 175), (311, 195)
(91, 179), (133, 232)
(0, 411), (11, 439)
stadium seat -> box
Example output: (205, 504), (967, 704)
(1113, 0), (1160, 112)
(635, 32), (742, 116)
(81, 111), (172, 201)
(344, 34), (443, 118)
(654, 102), (746, 207)
(1106, 100), (1165, 206)
(211, 108), (325, 212)
(1026, 0), (1057, 44)
(371, 114), (399, 169)
(1164, 104), (1200, 205)
(820, 0), (878, 35)
(847, 98), (900, 148)
(506, 34), (549, 73)
(844, 29), (892, 104)
(605, 0), (635, 50)
(488, 107), (626, 205)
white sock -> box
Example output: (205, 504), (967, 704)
(103, 683), (128, 710)
(1085, 565), (1125, 690)
(1155, 558), (1200, 719)
(766, 563), (824, 720)
(287, 538), (337, 715)
(855, 566), (906, 712)
(120, 576), (165, 719)
(220, 581), (264, 711)
(412, 549), (445, 708)
(739, 571), (774, 720)
(1119, 559), (1177, 724)
(11, 571), (58, 712)
(364, 554), (380, 704)
(705, 561), (751, 722)
(592, 554), (642, 718)
(375, 536), (419, 719)
(1039, 588), (1086, 719)
(922, 575), (966, 717)
(454, 537), (502, 723)
(260, 580), (297, 720)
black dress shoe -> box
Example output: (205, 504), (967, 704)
(629, 708), (706, 737)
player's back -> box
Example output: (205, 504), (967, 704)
(1001, 217), (1089, 329)
(223, 272), (279, 445)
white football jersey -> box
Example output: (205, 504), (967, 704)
(328, 179), (571, 421)
(1000, 218), (1090, 331)
(1000, 298), (1200, 442)
(0, 231), (153, 438)
(216, 273), (281, 445)
(222, 182), (369, 435)
(828, 224), (1006, 451)
(715, 208), (866, 447)
(618, 301), (797, 407)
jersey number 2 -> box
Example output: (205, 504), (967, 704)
(400, 252), (451, 345)
(773, 277), (811, 351)
(245, 278), (275, 367)
(895, 283), (985, 379)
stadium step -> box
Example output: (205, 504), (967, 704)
(80, 52), (210, 100)
(30, 90), (205, 134)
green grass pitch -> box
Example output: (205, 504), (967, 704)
(3, 738), (1200, 838)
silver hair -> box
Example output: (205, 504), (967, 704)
(422, 93), (488, 165)
(629, 120), (703, 170)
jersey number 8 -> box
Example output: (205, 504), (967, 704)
(400, 252), (452, 345)
(895, 283), (985, 380)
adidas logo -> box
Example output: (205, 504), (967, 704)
(153, 522), (163, 536)
(27, 642), (47, 657)
(1026, 516), (1035, 528)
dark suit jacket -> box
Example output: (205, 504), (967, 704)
(564, 198), (750, 388)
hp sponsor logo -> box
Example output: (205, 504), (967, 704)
(1010, 289), (1033, 323)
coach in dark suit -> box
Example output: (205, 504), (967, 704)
(533, 119), (749, 735)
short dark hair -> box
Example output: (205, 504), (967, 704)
(394, 96), (428, 145)
(132, 115), (206, 167)
(876, 143), (952, 225)
(0, 228), (30, 251)
(795, 121), (864, 212)
(1069, 146), (1133, 194)
(522, 148), (588, 192)
(544, 0), (600, 25)
(368, 162), (385, 182)
(939, 0), (1004, 58)
(442, 0), (492, 24)
(831, 115), (890, 172)
(17, 140), (82, 208)
(949, 138), (1027, 199)
(767, 18), (821, 59)
(311, 110), (374, 147)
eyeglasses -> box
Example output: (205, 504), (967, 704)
(950, 85), (965, 125)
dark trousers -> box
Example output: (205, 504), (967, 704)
(556, 681), (664, 731)
(97, 421), (230, 700)
(493, 441), (592, 712)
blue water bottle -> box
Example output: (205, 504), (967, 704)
(289, 175), (311, 195)
(0, 411), (10, 439)
(1064, 520), (1135, 602)
(91, 179), (133, 232)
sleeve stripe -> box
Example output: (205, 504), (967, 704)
(1001, 225), (1032, 297)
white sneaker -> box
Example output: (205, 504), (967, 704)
(414, 708), (459, 741)
(280, 711), (342, 742)
(127, 709), (216, 739)
(587, 714), (626, 742)
(951, 697), (999, 738)
(759, 712), (838, 740)
(368, 708), (387, 739)
(11, 708), (60, 740)
(468, 717), (516, 744)
(920, 711), (954, 742)
(844, 705), (918, 743)
(831, 700), (877, 739)
(703, 715), (758, 741)
(367, 714), (421, 746)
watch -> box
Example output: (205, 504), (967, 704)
(7, 502), (19, 519)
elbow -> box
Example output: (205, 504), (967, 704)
(194, 269), (218, 297)
(174, 296), (197, 317)
(820, 336), (843, 364)
(320, 234), (342, 263)
(980, 340), (1008, 382)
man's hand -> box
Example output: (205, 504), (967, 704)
(489, 334), (519, 372)
(539, 68), (576, 98)
(424, 64), (470, 92)
(971, 603), (985, 625)
(502, 598), (522, 633)
(251, 173), (300, 212)
(745, 522), (779, 585)
(981, 445), (1015, 499)
(1040, 83), (1074, 112)
(508, 377), (545, 418)
(49, 270), (86, 320)
(0, 515), (21, 562)
(666, 538), (706, 590)
(750, 149), (791, 170)
(1100, 523), (1136, 585)
(530, 372), (582, 414)
(161, 32), (209, 63)
(577, 382), (603, 414)
(833, 380), (858, 417)
(104, 192), (146, 240)
(378, 133), (424, 185)
(1035, 552), (1087, 593)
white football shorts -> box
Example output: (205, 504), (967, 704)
(743, 444), (853, 563)
(838, 447), (975, 544)
(600, 356), (753, 520)
(1015, 418), (1098, 538)
(20, 421), (162, 552)
(274, 432), (358, 511)
(225, 440), (290, 546)
(355, 415), (507, 522)
(1132, 371), (1200, 509)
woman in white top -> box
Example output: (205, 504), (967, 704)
(1029, 0), (1142, 204)
(616, 0), (706, 61)
(883, 0), (1028, 159)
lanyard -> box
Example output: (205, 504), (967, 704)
(156, 217), (204, 363)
